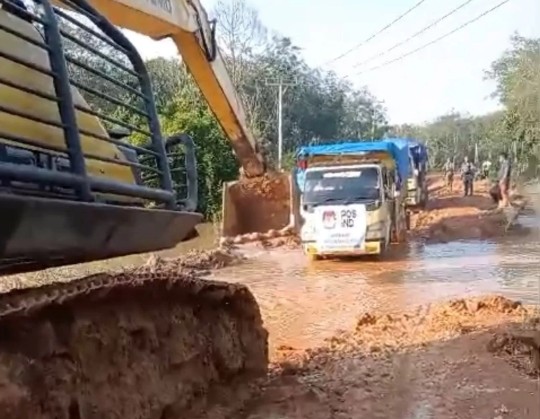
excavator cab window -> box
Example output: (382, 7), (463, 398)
(0, 0), (197, 211)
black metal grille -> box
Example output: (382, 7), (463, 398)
(0, 0), (197, 211)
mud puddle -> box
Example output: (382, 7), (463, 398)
(210, 213), (540, 355)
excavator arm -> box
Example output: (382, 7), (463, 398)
(58, 0), (265, 177)
(0, 0), (292, 275)
(57, 0), (292, 237)
(68, 0), (293, 238)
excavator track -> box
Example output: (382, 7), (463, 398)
(0, 256), (268, 419)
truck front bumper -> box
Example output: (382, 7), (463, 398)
(303, 240), (383, 257)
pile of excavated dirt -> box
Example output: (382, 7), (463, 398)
(0, 258), (268, 419)
(232, 296), (540, 419)
(410, 178), (521, 243)
(143, 247), (246, 272)
(219, 226), (296, 248)
(236, 172), (290, 200)
(487, 327), (540, 377)
(224, 173), (291, 236)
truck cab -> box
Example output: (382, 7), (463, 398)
(294, 142), (409, 261)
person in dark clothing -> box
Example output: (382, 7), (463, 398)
(443, 158), (454, 191)
(460, 156), (475, 196)
(498, 152), (511, 208)
(489, 183), (502, 205)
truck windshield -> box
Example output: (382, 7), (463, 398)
(303, 167), (380, 204)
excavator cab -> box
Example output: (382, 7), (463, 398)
(0, 0), (202, 275)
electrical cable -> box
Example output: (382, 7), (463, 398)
(352, 0), (476, 69)
(355, 0), (511, 75)
(321, 0), (428, 67)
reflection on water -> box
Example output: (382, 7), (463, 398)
(211, 214), (540, 353)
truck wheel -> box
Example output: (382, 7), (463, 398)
(394, 211), (408, 243)
(390, 222), (400, 243)
(307, 253), (321, 262)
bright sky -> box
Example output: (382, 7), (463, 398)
(125, 0), (540, 125)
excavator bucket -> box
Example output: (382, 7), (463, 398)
(0, 0), (202, 274)
(221, 171), (299, 237)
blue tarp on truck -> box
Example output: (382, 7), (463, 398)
(295, 140), (411, 192)
(382, 137), (428, 169)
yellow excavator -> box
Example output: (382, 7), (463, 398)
(0, 0), (291, 275)
(0, 0), (289, 417)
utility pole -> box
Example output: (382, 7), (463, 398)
(266, 77), (297, 169)
(371, 108), (376, 140)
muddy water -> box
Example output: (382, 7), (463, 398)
(210, 212), (540, 354)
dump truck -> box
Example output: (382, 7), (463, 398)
(293, 141), (410, 260)
(384, 138), (429, 209)
(0, 0), (288, 416)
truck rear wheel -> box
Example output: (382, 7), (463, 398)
(391, 210), (408, 243)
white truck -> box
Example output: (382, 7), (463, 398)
(294, 142), (410, 260)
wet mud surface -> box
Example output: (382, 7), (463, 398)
(214, 176), (539, 354)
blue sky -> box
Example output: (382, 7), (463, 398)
(126, 0), (540, 125)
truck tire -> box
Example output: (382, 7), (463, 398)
(392, 210), (407, 243)
(307, 253), (322, 262)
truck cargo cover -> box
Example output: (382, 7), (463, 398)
(295, 141), (410, 191)
(383, 137), (428, 167)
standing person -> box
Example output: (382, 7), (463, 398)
(498, 152), (512, 208)
(443, 158), (454, 191)
(460, 156), (475, 196)
(481, 159), (492, 179)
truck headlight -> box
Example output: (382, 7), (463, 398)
(366, 221), (385, 240)
(301, 223), (317, 241)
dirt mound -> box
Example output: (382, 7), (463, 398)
(257, 234), (301, 249)
(222, 172), (291, 237)
(487, 327), (540, 378)
(243, 296), (540, 419)
(144, 248), (245, 272)
(273, 296), (531, 370)
(220, 226), (296, 248)
(410, 178), (517, 243)
(0, 263), (268, 418)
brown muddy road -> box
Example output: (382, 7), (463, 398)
(212, 180), (540, 355)
(205, 179), (540, 419)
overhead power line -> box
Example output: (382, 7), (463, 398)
(353, 0), (476, 69)
(355, 0), (511, 75)
(321, 0), (428, 67)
